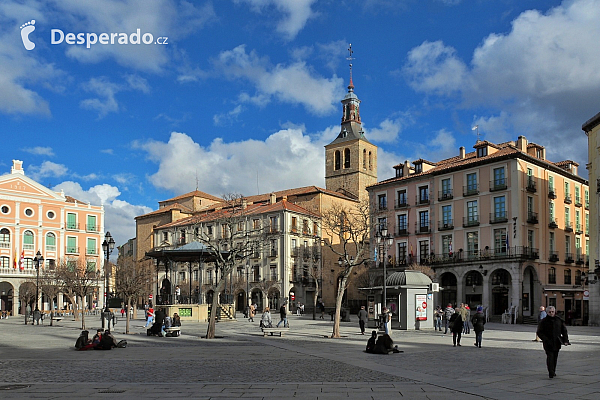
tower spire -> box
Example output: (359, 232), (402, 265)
(346, 43), (355, 90)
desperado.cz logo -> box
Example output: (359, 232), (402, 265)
(20, 20), (168, 50)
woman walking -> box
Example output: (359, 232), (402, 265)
(471, 306), (486, 348)
(449, 312), (463, 347)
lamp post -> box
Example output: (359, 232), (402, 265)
(375, 227), (393, 310)
(102, 231), (115, 310)
(245, 263), (250, 317)
(33, 250), (44, 312)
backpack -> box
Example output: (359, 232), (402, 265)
(116, 340), (127, 348)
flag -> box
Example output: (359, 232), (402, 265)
(410, 243), (414, 258)
(449, 241), (453, 256)
(13, 247), (17, 269)
(19, 250), (24, 270)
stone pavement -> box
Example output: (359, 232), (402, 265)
(1, 313), (599, 399)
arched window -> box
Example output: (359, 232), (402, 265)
(46, 232), (56, 252)
(564, 268), (571, 285)
(334, 150), (341, 170)
(23, 230), (34, 250)
(0, 228), (10, 247)
(344, 148), (350, 168)
(363, 149), (367, 169)
(369, 151), (373, 170)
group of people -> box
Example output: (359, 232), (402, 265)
(365, 330), (402, 354)
(440, 303), (485, 347)
(147, 308), (181, 337)
(75, 329), (126, 350)
(258, 304), (290, 328)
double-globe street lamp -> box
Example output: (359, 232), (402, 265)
(33, 250), (44, 312)
(375, 227), (393, 310)
(102, 231), (116, 310)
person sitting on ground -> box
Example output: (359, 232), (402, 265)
(172, 313), (181, 327)
(373, 333), (402, 354)
(75, 330), (91, 350)
(97, 329), (118, 350)
(366, 330), (378, 353)
(260, 307), (272, 328)
(148, 308), (166, 336)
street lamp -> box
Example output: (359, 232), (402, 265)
(245, 263), (250, 317)
(102, 231), (116, 310)
(375, 227), (393, 310)
(33, 250), (44, 312)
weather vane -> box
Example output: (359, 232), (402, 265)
(347, 43), (355, 82)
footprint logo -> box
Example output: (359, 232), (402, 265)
(20, 20), (36, 50)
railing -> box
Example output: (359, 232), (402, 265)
(463, 215), (479, 227)
(438, 220), (454, 231)
(438, 190), (453, 201)
(564, 194), (572, 204)
(269, 249), (277, 258)
(66, 246), (79, 254)
(575, 223), (583, 234)
(428, 246), (539, 265)
(268, 227), (279, 234)
(395, 227), (409, 237)
(490, 178), (507, 191)
(86, 247), (98, 255)
(549, 251), (559, 262)
(548, 218), (558, 229)
(395, 199), (409, 209)
(86, 224), (98, 232)
(291, 248), (299, 257)
(526, 179), (536, 192)
(585, 201), (589, 209)
(378, 203), (388, 211)
(290, 225), (298, 234)
(66, 223), (79, 231)
(576, 254), (585, 265)
(416, 195), (429, 205)
(0, 241), (11, 249)
(548, 189), (557, 199)
(527, 212), (538, 224)
(415, 222), (431, 234)
(575, 197), (582, 207)
(46, 245), (56, 252)
(463, 184), (479, 196)
(564, 252), (574, 263)
(564, 222), (573, 232)
(489, 211), (508, 224)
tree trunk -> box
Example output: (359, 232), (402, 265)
(312, 291), (318, 320)
(49, 298), (54, 327)
(206, 288), (220, 339)
(79, 298), (86, 330)
(125, 296), (131, 334)
(331, 276), (348, 338)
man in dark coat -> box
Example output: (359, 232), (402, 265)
(536, 306), (570, 378)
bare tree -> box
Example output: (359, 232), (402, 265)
(114, 258), (155, 334)
(320, 200), (373, 338)
(55, 257), (100, 330)
(407, 263), (436, 280)
(18, 280), (36, 325)
(192, 194), (266, 339)
(39, 269), (61, 326)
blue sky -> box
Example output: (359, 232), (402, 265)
(1, 0), (599, 248)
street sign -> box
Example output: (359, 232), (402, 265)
(149, 294), (153, 299)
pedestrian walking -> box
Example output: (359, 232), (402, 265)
(319, 300), (325, 319)
(462, 304), (471, 334)
(144, 305), (154, 328)
(443, 303), (455, 334)
(536, 306), (570, 378)
(434, 305), (443, 331)
(358, 305), (368, 335)
(471, 306), (486, 348)
(382, 307), (392, 335)
(449, 312), (463, 346)
(533, 306), (547, 341)
(276, 303), (288, 327)
(248, 303), (255, 322)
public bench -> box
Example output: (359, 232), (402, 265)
(164, 326), (181, 337)
(261, 327), (289, 337)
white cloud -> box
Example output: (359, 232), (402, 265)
(52, 181), (152, 247)
(215, 45), (344, 116)
(80, 75), (151, 117)
(136, 130), (325, 196)
(22, 146), (55, 156)
(235, 0), (317, 40)
(213, 105), (243, 126)
(27, 161), (68, 180)
(401, 0), (600, 169)
(364, 119), (402, 143)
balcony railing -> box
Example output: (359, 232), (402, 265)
(564, 194), (572, 204)
(564, 252), (574, 263)
(527, 212), (538, 224)
(463, 215), (480, 227)
(438, 220), (454, 231)
(395, 199), (409, 209)
(86, 247), (98, 255)
(395, 227), (409, 237)
(45, 245), (56, 252)
(548, 218), (558, 229)
(86, 224), (98, 232)
(526, 178), (537, 192)
(564, 222), (573, 233)
(463, 184), (479, 196)
(66, 246), (79, 254)
(438, 190), (453, 201)
(416, 195), (429, 205)
(548, 189), (557, 199)
(489, 211), (508, 224)
(428, 246), (539, 265)
(576, 254), (585, 265)
(0, 241), (9, 249)
(575, 223), (583, 234)
(66, 223), (79, 231)
(415, 222), (431, 234)
(575, 197), (582, 207)
(549, 251), (559, 262)
(490, 178), (507, 191)
(585, 201), (590, 210)
(377, 203), (388, 211)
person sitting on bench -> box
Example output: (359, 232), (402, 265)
(260, 307), (272, 328)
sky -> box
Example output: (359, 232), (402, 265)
(1, 0), (599, 250)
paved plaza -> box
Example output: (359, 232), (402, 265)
(1, 313), (599, 399)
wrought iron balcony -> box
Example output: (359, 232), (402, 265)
(490, 178), (507, 192)
(575, 223), (583, 234)
(416, 195), (430, 205)
(548, 189), (557, 199)
(438, 190), (453, 201)
(575, 197), (582, 207)
(490, 211), (508, 224)
(564, 194), (572, 204)
(549, 251), (559, 262)
(564, 222), (573, 233)
(428, 246), (539, 265)
(548, 218), (558, 229)
(395, 199), (409, 209)
(565, 252), (574, 263)
(463, 184), (479, 196)
(438, 220), (454, 231)
(526, 178), (537, 193)
(395, 227), (409, 237)
(463, 215), (480, 227)
(527, 212), (538, 224)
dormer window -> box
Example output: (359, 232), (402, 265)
(477, 147), (487, 157)
(414, 163), (422, 173)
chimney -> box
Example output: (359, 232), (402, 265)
(242, 198), (247, 209)
(517, 136), (527, 152)
(403, 160), (410, 176)
(459, 147), (465, 159)
(269, 193), (276, 204)
(282, 195), (288, 202)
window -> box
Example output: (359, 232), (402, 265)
(467, 232), (479, 258)
(441, 178), (451, 194)
(397, 214), (407, 233)
(442, 205), (452, 225)
(344, 148), (350, 168)
(270, 266), (277, 281)
(207, 225), (213, 235)
(477, 147), (487, 157)
(87, 238), (97, 255)
(252, 266), (260, 281)
(397, 190), (407, 207)
(565, 207), (571, 226)
(269, 216), (278, 233)
(23, 230), (34, 250)
(67, 212), (77, 230)
(585, 189), (589, 208)
(494, 229), (507, 254)
(237, 221), (243, 232)
(0, 256), (9, 268)
(467, 200), (478, 224)
(528, 230), (534, 251)
(24, 258), (33, 269)
(87, 215), (97, 232)
(291, 217), (297, 232)
(549, 201), (555, 220)
(334, 150), (341, 170)
(302, 219), (309, 234)
(419, 186), (429, 203)
(586, 213), (589, 235)
(369, 151), (372, 171)
(549, 232), (555, 252)
(397, 242), (407, 264)
(24, 208), (33, 217)
(549, 176), (554, 191)
(565, 235), (571, 256)
(378, 194), (387, 210)
(494, 196), (506, 219)
(576, 186), (581, 203)
(442, 235), (453, 256)
(564, 181), (570, 196)
(548, 267), (556, 284)
(466, 173), (477, 194)
(47, 210), (55, 219)
(1, 205), (9, 214)
(576, 237), (581, 258)
(418, 240), (429, 262)
(67, 237), (77, 254)
(0, 228), (10, 248)
(270, 239), (277, 257)
(363, 149), (366, 169)
(576, 210), (581, 232)
(564, 269), (572, 285)
(45, 232), (56, 252)
(419, 211), (429, 232)
(493, 167), (506, 188)
(414, 163), (422, 173)
(575, 270), (582, 285)
(253, 219), (260, 230)
(221, 224), (228, 238)
(378, 217), (387, 233)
